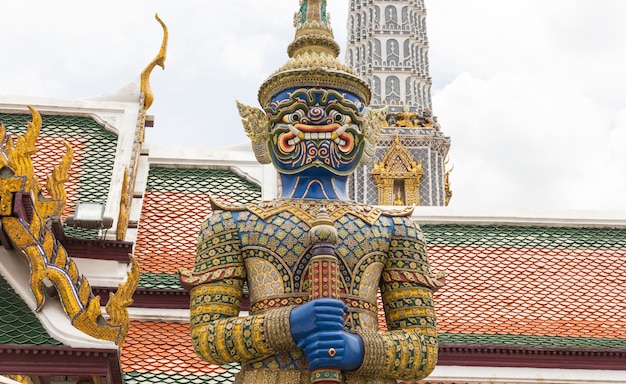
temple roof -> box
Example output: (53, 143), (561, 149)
(427, 224), (626, 344)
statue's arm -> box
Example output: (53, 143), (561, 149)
(354, 217), (439, 380)
(188, 211), (296, 364)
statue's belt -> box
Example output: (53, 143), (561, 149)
(250, 295), (378, 315)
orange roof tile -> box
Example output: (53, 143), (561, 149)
(427, 245), (626, 340)
(122, 320), (226, 376)
(28, 135), (85, 217)
(135, 191), (212, 274)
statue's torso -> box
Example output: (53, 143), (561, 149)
(199, 199), (422, 384)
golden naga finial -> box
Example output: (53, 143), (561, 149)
(4, 106), (40, 190)
(140, 13), (168, 112)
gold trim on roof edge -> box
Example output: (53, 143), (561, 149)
(0, 107), (136, 347)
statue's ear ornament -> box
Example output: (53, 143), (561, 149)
(236, 101), (272, 165)
(360, 106), (387, 165)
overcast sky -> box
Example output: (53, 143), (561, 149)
(0, 1), (624, 211)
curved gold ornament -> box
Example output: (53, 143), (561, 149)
(444, 159), (453, 206)
(0, 107), (134, 346)
(140, 13), (168, 113)
(236, 101), (271, 164)
(3, 106), (40, 191)
(106, 254), (139, 346)
(117, 15), (168, 241)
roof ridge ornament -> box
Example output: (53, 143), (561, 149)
(140, 13), (168, 113)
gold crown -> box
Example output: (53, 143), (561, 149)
(258, 0), (371, 108)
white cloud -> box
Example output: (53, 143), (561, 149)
(0, 0), (624, 211)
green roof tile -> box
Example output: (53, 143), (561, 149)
(146, 167), (261, 205)
(441, 332), (626, 350)
(422, 224), (626, 249)
(124, 365), (240, 384)
(138, 272), (184, 290)
(0, 274), (62, 346)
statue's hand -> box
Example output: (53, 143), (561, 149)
(298, 330), (364, 371)
(289, 298), (346, 343)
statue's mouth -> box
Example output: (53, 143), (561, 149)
(284, 123), (349, 146)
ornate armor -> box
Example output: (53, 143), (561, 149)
(185, 199), (440, 383)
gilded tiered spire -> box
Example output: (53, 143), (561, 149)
(258, 0), (371, 107)
(289, 0), (338, 57)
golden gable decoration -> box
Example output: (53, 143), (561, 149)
(371, 133), (424, 206)
(0, 107), (138, 346)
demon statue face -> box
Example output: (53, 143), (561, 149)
(266, 87), (364, 177)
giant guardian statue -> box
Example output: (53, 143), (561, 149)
(181, 1), (442, 383)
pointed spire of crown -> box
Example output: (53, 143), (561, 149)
(258, 0), (370, 108)
(289, 0), (339, 57)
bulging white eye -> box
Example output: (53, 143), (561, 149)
(282, 110), (306, 124)
(329, 110), (352, 125)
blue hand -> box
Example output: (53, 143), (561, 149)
(289, 298), (347, 343)
(298, 330), (364, 371)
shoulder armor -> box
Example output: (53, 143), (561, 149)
(208, 194), (249, 212)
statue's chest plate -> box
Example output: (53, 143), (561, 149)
(235, 203), (392, 310)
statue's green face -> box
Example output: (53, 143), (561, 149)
(266, 87), (366, 176)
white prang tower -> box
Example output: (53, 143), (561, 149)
(345, 0), (452, 206)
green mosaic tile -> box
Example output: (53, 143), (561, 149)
(422, 224), (626, 249)
(147, 167), (261, 205)
(138, 272), (184, 290)
(124, 364), (240, 384)
(441, 332), (626, 350)
(0, 113), (118, 240)
(0, 274), (62, 346)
